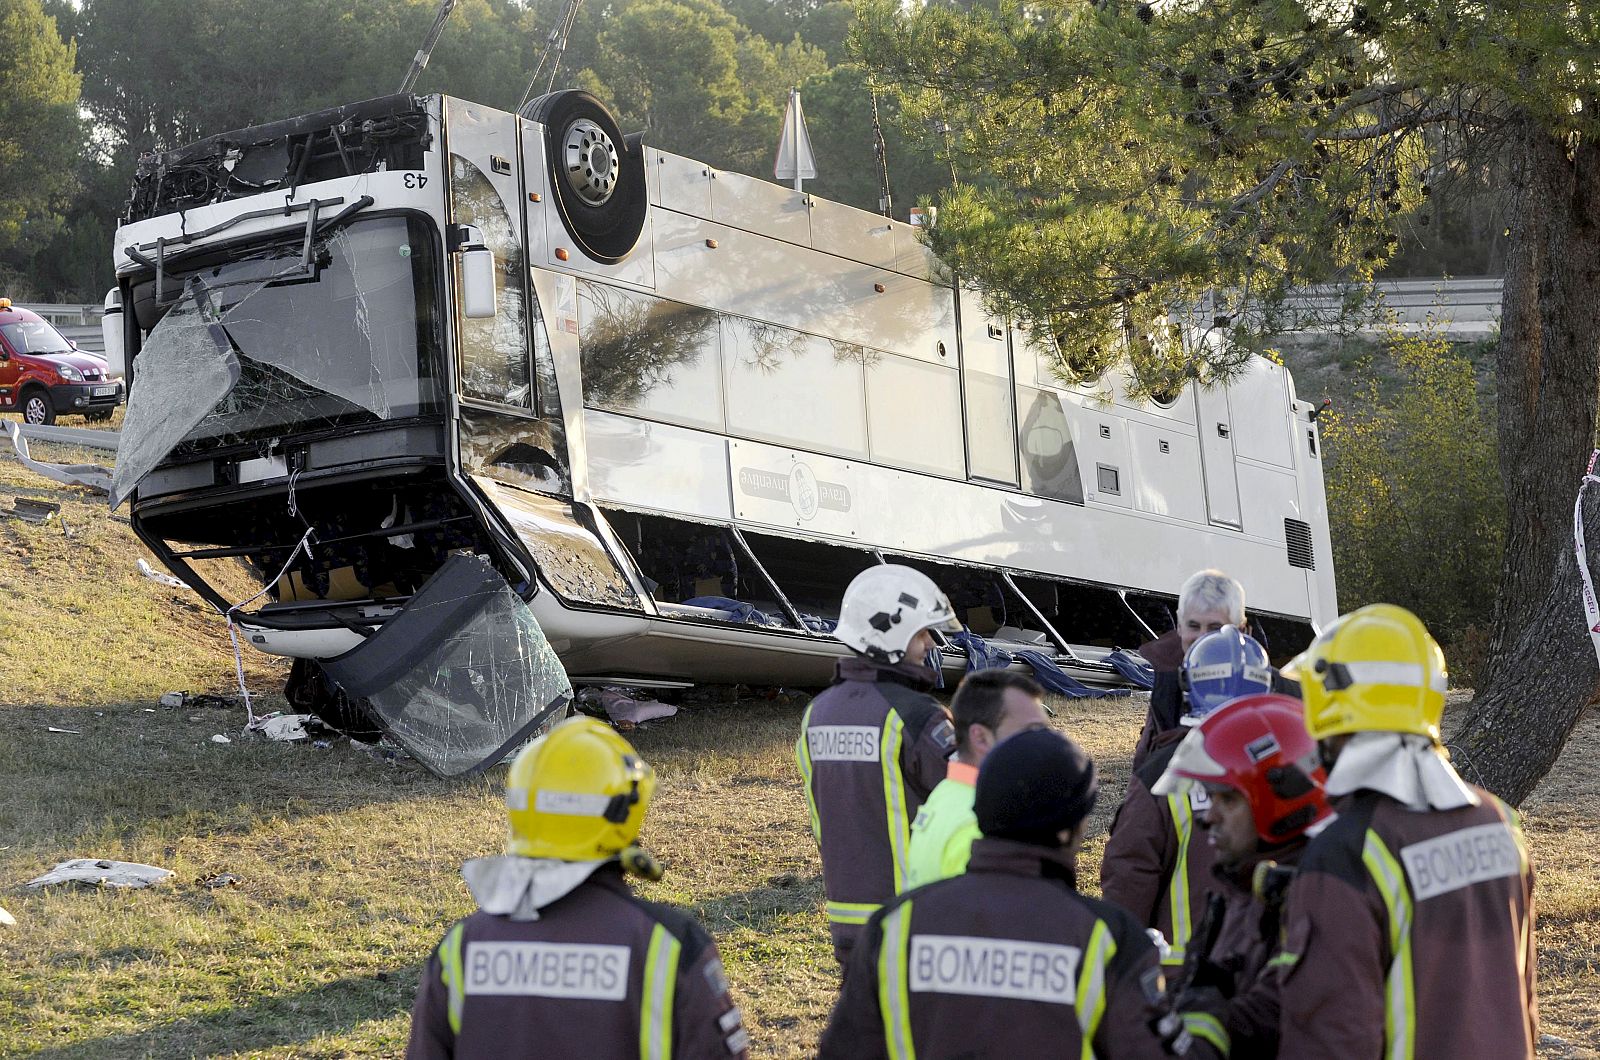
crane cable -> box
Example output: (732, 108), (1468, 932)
(399, 0), (460, 94)
(519, 0), (586, 111)
(870, 87), (893, 217)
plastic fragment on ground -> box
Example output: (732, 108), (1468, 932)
(0, 905), (15, 927)
(138, 559), (188, 589)
(582, 686), (678, 725)
(210, 734), (232, 744)
(26, 859), (175, 890)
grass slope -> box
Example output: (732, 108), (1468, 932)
(1, 432), (1595, 1057)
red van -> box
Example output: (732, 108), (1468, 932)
(0, 298), (123, 425)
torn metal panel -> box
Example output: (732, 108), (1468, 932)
(320, 553), (572, 778)
(2, 421), (113, 493)
(459, 407), (569, 495)
(472, 475), (640, 609)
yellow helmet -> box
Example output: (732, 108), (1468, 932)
(504, 716), (656, 860)
(1286, 604), (1448, 742)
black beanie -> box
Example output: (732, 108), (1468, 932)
(975, 728), (1099, 847)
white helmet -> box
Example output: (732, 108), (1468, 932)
(835, 565), (962, 664)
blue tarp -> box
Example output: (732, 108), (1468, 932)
(1104, 649), (1156, 690)
(949, 630), (1129, 699)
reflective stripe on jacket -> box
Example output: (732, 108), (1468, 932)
(1277, 787), (1536, 1060)
(1100, 727), (1217, 966)
(818, 838), (1171, 1060)
(405, 868), (750, 1059)
(796, 656), (954, 962)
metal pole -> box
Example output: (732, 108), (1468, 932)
(792, 88), (803, 193)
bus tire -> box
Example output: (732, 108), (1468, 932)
(521, 90), (647, 265)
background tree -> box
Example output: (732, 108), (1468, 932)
(856, 0), (1600, 802)
(1320, 328), (1504, 681)
(0, 0), (82, 292)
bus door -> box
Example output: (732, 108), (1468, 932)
(1194, 382), (1242, 528)
(958, 290), (1019, 485)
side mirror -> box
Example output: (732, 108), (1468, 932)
(450, 223), (497, 320)
(460, 247), (498, 319)
(101, 288), (125, 378)
(67, 338), (79, 350)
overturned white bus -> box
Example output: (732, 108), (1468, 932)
(108, 91), (1336, 763)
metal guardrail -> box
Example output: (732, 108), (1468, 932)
(14, 303), (103, 326)
(15, 423), (121, 451)
(56, 325), (105, 355)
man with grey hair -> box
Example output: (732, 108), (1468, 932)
(1130, 569), (1247, 768)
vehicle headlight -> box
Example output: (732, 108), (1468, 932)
(56, 364), (82, 382)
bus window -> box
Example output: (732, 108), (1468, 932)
(867, 355), (965, 478)
(577, 282), (722, 432)
(1017, 387), (1085, 503)
(450, 154), (530, 409)
(722, 316), (869, 460)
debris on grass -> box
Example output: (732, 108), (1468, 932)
(1, 497), (61, 524)
(200, 872), (241, 889)
(137, 558), (188, 590)
(248, 713), (337, 743)
(0, 905), (14, 927)
(579, 686), (679, 726)
(26, 859), (174, 890)
(45, 726), (81, 735)
(210, 734), (231, 744)
(161, 691), (239, 710)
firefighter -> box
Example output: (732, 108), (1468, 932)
(406, 717), (749, 1060)
(1152, 692), (1335, 1059)
(796, 564), (962, 964)
(818, 728), (1171, 1058)
(1276, 604), (1537, 1058)
(1132, 570), (1248, 769)
(1102, 625), (1273, 970)
(904, 669), (1051, 890)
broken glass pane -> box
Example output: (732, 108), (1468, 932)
(111, 278), (246, 508)
(114, 217), (445, 505)
(321, 553), (572, 778)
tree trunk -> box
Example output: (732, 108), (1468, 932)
(1449, 118), (1600, 805)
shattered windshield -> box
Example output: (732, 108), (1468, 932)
(129, 214), (443, 458)
(1, 320), (73, 355)
(320, 553), (573, 777)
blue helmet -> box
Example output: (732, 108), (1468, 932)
(1182, 625), (1273, 719)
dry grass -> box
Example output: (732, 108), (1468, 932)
(1, 439), (1596, 1056)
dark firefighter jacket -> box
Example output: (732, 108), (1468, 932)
(1183, 837), (1312, 1060)
(1130, 630), (1185, 771)
(1277, 787), (1537, 1059)
(818, 838), (1171, 1060)
(796, 655), (955, 962)
(1100, 726), (1218, 968)
(405, 865), (749, 1060)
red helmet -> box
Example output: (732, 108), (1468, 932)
(1156, 692), (1332, 843)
